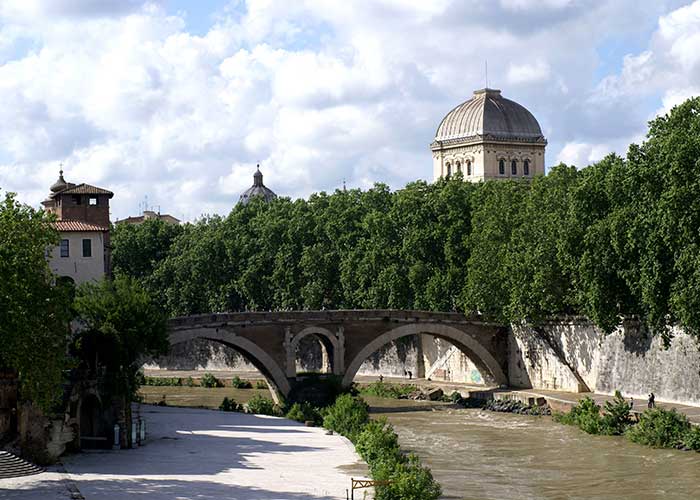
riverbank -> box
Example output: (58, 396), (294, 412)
(0, 405), (367, 500)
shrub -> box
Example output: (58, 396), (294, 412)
(219, 397), (241, 412)
(255, 380), (268, 390)
(626, 407), (690, 448)
(553, 397), (601, 434)
(231, 376), (252, 389)
(355, 418), (402, 469)
(247, 395), (279, 416)
(286, 402), (322, 425)
(323, 394), (370, 442)
(185, 376), (195, 387)
(372, 454), (442, 500)
(681, 425), (700, 451)
(600, 391), (632, 435)
(200, 373), (224, 388)
(143, 376), (182, 387)
(360, 382), (418, 399)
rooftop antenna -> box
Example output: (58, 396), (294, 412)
(485, 60), (489, 89)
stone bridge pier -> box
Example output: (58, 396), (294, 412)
(168, 310), (510, 399)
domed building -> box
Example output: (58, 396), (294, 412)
(239, 165), (277, 205)
(430, 88), (546, 182)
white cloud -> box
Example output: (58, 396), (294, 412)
(0, 0), (697, 220)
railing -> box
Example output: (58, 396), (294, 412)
(348, 478), (393, 499)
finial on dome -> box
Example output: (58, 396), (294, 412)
(253, 164), (263, 187)
(50, 165), (68, 193)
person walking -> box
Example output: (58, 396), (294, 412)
(648, 393), (655, 409)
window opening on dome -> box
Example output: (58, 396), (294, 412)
(467, 161), (472, 176)
(511, 160), (517, 175)
(499, 159), (505, 175)
(524, 159), (530, 176)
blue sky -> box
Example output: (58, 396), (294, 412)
(0, 0), (698, 221)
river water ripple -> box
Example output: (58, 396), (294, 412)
(367, 398), (700, 500)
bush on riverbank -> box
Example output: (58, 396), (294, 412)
(246, 395), (280, 416)
(322, 395), (442, 500)
(231, 376), (252, 389)
(285, 401), (323, 425)
(626, 407), (690, 448)
(200, 373), (224, 388)
(142, 376), (182, 387)
(553, 392), (632, 436)
(219, 397), (242, 412)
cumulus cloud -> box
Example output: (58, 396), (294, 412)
(0, 0), (697, 219)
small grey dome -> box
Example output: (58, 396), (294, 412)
(239, 166), (277, 205)
(434, 88), (544, 143)
(50, 169), (68, 193)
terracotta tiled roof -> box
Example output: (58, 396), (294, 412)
(53, 220), (109, 232)
(58, 183), (114, 197)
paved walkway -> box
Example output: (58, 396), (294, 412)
(0, 405), (367, 500)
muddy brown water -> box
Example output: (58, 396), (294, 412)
(366, 397), (700, 500)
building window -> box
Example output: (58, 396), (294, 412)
(455, 161), (461, 174)
(511, 160), (517, 175)
(446, 163), (451, 177)
(499, 159), (505, 175)
(467, 161), (472, 176)
(60, 239), (69, 258)
(524, 159), (530, 176)
(89, 196), (98, 206)
(82, 238), (92, 258)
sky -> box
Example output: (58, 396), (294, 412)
(0, 0), (699, 221)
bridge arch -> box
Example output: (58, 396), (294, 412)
(342, 322), (507, 387)
(288, 326), (342, 376)
(170, 327), (291, 396)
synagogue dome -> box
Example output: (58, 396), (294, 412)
(239, 166), (277, 205)
(433, 88), (545, 144)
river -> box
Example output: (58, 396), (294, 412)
(366, 397), (700, 500)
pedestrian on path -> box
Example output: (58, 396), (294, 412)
(648, 393), (655, 409)
(630, 397), (634, 410)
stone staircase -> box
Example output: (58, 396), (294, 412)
(0, 451), (44, 479)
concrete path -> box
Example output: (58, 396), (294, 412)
(0, 405), (367, 500)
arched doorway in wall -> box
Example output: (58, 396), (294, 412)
(343, 323), (506, 388)
(294, 335), (333, 374)
(79, 393), (108, 449)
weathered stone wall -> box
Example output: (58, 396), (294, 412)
(508, 320), (700, 406)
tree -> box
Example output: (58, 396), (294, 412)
(72, 276), (169, 402)
(0, 192), (72, 409)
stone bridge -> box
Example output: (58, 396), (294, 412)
(168, 310), (509, 398)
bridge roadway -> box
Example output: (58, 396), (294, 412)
(168, 309), (509, 398)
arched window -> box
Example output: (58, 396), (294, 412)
(446, 163), (451, 177)
(524, 159), (530, 176)
(498, 159), (505, 175)
(467, 160), (472, 176)
(511, 160), (517, 175)
(455, 161), (461, 174)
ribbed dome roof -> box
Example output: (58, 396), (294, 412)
(434, 88), (544, 143)
(239, 166), (277, 205)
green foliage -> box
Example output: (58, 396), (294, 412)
(285, 402), (322, 425)
(600, 391), (632, 435)
(0, 192), (72, 410)
(143, 376), (182, 387)
(72, 276), (169, 402)
(107, 97), (700, 339)
(246, 395), (279, 416)
(255, 379), (268, 389)
(200, 373), (224, 388)
(553, 397), (602, 434)
(372, 454), (442, 500)
(359, 382), (418, 399)
(322, 394), (370, 442)
(219, 397), (242, 412)
(185, 376), (195, 387)
(626, 407), (690, 448)
(230, 376), (252, 389)
(355, 418), (402, 468)
(681, 425), (700, 451)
